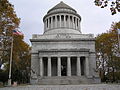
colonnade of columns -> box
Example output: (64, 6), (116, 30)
(44, 15), (80, 31)
(39, 56), (89, 77)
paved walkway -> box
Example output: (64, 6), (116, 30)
(0, 84), (120, 90)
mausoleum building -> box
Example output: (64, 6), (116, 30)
(30, 1), (100, 84)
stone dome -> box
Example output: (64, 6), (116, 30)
(43, 1), (81, 35)
(47, 1), (77, 14)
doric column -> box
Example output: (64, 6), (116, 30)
(48, 18), (50, 29)
(85, 56), (90, 77)
(48, 57), (51, 76)
(77, 19), (78, 30)
(55, 15), (57, 28)
(46, 19), (48, 29)
(44, 20), (46, 31)
(46, 19), (47, 31)
(72, 16), (74, 29)
(51, 16), (53, 29)
(57, 57), (61, 76)
(68, 15), (70, 28)
(67, 57), (71, 76)
(78, 19), (80, 30)
(77, 57), (81, 76)
(60, 15), (61, 27)
(40, 57), (43, 76)
(75, 17), (77, 29)
(64, 15), (66, 27)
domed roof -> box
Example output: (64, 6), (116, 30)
(48, 1), (76, 14)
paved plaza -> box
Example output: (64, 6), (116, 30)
(0, 84), (120, 90)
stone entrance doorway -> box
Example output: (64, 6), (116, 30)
(71, 57), (77, 76)
(81, 57), (85, 76)
(61, 57), (67, 76)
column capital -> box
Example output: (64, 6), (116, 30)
(77, 56), (80, 58)
(85, 56), (89, 58)
(57, 56), (61, 58)
(47, 56), (51, 58)
(67, 56), (71, 58)
(38, 57), (42, 59)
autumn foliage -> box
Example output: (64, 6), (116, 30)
(96, 22), (120, 82)
(0, 0), (31, 84)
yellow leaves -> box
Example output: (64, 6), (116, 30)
(96, 22), (120, 64)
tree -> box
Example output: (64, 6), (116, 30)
(0, 0), (20, 69)
(96, 22), (120, 82)
(11, 35), (31, 84)
(94, 0), (120, 15)
(0, 0), (31, 84)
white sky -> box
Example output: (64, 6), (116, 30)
(9, 0), (120, 45)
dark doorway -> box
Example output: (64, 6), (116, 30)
(43, 57), (48, 76)
(71, 57), (77, 76)
(61, 57), (67, 76)
(81, 57), (85, 75)
(51, 57), (57, 76)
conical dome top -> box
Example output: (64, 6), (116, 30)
(48, 1), (76, 14)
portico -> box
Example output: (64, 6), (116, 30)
(39, 56), (89, 77)
(38, 49), (90, 77)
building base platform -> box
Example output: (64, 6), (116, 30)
(31, 76), (101, 85)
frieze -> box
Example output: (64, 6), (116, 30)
(55, 33), (71, 39)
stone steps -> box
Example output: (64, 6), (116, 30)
(38, 76), (92, 85)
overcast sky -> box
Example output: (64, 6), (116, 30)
(9, 0), (120, 45)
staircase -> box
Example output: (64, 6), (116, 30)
(38, 76), (93, 85)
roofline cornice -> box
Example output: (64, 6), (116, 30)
(30, 38), (95, 42)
